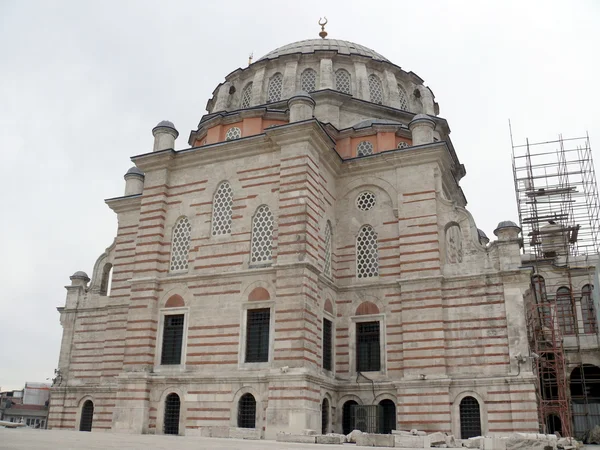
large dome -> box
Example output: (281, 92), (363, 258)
(259, 39), (389, 63)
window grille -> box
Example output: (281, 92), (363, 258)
(170, 217), (191, 272)
(245, 308), (270, 363)
(357, 225), (379, 278)
(323, 318), (333, 371)
(397, 141), (409, 149)
(79, 400), (94, 432)
(368, 75), (383, 104)
(225, 127), (241, 141)
(250, 205), (274, 264)
(321, 398), (330, 434)
(556, 287), (576, 335)
(324, 221), (332, 277)
(582, 284), (597, 334)
(357, 141), (373, 157)
(267, 73), (283, 103)
(241, 82), (253, 108)
(335, 69), (351, 94)
(163, 393), (180, 435)
(397, 83), (408, 110)
(342, 400), (359, 435)
(356, 321), (380, 371)
(238, 393), (256, 428)
(301, 68), (317, 92)
(459, 396), (482, 439)
(356, 192), (376, 211)
(350, 404), (382, 433)
(212, 182), (233, 236)
(161, 314), (184, 365)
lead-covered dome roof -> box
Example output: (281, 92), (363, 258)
(259, 39), (389, 62)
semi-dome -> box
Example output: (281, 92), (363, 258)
(259, 39), (389, 62)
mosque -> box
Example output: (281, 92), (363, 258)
(48, 27), (594, 440)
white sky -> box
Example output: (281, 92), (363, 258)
(0, 0), (598, 391)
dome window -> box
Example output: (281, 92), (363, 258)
(335, 69), (351, 95)
(356, 191), (376, 211)
(357, 140), (373, 157)
(368, 75), (383, 104)
(397, 142), (409, 149)
(397, 83), (408, 110)
(241, 82), (253, 108)
(225, 127), (242, 141)
(301, 68), (317, 93)
(267, 73), (283, 103)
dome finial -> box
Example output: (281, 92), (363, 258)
(248, 51), (253, 66)
(318, 17), (328, 39)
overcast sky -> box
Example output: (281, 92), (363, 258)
(1, 0), (598, 391)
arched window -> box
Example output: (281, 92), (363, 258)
(241, 82), (253, 108)
(582, 284), (597, 334)
(379, 399), (396, 434)
(357, 141), (373, 157)
(321, 398), (330, 434)
(170, 217), (191, 272)
(324, 221), (332, 277)
(301, 68), (317, 92)
(342, 400), (359, 435)
(212, 181), (233, 236)
(445, 224), (463, 264)
(397, 141), (409, 149)
(556, 286), (576, 335)
(368, 74), (383, 104)
(99, 263), (113, 296)
(397, 83), (408, 110)
(356, 191), (376, 211)
(335, 69), (351, 94)
(267, 73), (283, 103)
(459, 396), (482, 439)
(356, 225), (378, 278)
(237, 393), (256, 428)
(225, 127), (241, 141)
(250, 205), (274, 264)
(79, 400), (94, 432)
(163, 393), (180, 435)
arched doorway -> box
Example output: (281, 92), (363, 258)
(321, 398), (330, 434)
(546, 414), (562, 435)
(459, 396), (482, 439)
(379, 399), (396, 434)
(570, 364), (600, 438)
(163, 393), (180, 435)
(238, 393), (256, 428)
(342, 400), (358, 435)
(79, 400), (94, 432)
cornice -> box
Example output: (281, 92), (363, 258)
(105, 194), (142, 214)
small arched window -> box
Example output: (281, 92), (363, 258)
(582, 284), (597, 334)
(212, 181), (233, 236)
(321, 398), (330, 434)
(99, 263), (113, 296)
(324, 221), (332, 277)
(250, 205), (274, 264)
(357, 141), (373, 157)
(379, 399), (396, 434)
(170, 217), (191, 272)
(368, 74), (383, 104)
(301, 68), (317, 92)
(459, 396), (482, 439)
(397, 83), (408, 110)
(335, 69), (351, 94)
(397, 141), (409, 149)
(556, 286), (576, 335)
(267, 73), (283, 103)
(356, 225), (378, 278)
(79, 400), (94, 432)
(163, 393), (180, 435)
(225, 127), (241, 141)
(241, 82), (253, 108)
(238, 393), (256, 428)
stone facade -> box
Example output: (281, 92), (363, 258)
(49, 38), (539, 438)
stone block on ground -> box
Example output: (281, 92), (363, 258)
(505, 434), (557, 450)
(276, 432), (316, 443)
(301, 429), (317, 435)
(355, 433), (395, 447)
(229, 427), (260, 440)
(429, 431), (446, 445)
(316, 434), (346, 444)
(481, 437), (507, 450)
(395, 434), (431, 448)
(347, 429), (363, 443)
(392, 430), (413, 436)
(462, 437), (483, 448)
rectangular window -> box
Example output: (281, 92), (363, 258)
(323, 318), (333, 371)
(356, 321), (380, 372)
(245, 308), (270, 363)
(161, 314), (184, 365)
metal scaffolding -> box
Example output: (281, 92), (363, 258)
(512, 132), (600, 438)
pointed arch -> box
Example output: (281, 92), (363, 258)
(79, 400), (94, 432)
(212, 181), (233, 236)
(163, 393), (181, 435)
(250, 205), (273, 264)
(368, 74), (383, 104)
(459, 396), (482, 439)
(267, 73), (283, 103)
(170, 216), (191, 272)
(237, 393), (257, 428)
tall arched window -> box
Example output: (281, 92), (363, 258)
(335, 69), (351, 94)
(397, 83), (408, 110)
(379, 399), (396, 434)
(238, 393), (256, 428)
(342, 400), (359, 435)
(99, 263), (113, 296)
(250, 205), (274, 264)
(582, 284), (597, 334)
(368, 74), (383, 104)
(324, 221), (332, 277)
(267, 73), (283, 103)
(163, 393), (180, 435)
(356, 225), (378, 278)
(170, 217), (191, 272)
(79, 400), (94, 432)
(321, 398), (330, 434)
(459, 396), (482, 439)
(241, 82), (253, 108)
(301, 68), (317, 92)
(212, 181), (233, 236)
(357, 141), (373, 157)
(556, 286), (576, 335)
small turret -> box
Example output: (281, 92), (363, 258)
(288, 91), (315, 123)
(409, 114), (435, 145)
(124, 166), (145, 196)
(152, 120), (178, 152)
